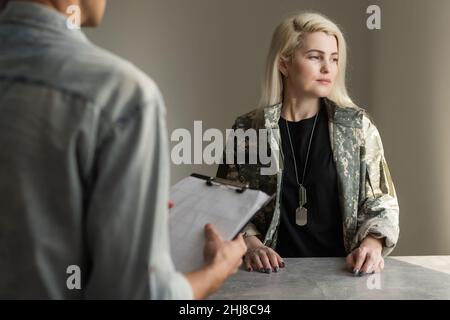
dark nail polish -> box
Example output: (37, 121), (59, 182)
(247, 267), (252, 272)
(274, 267), (279, 272)
(259, 268), (265, 273)
(281, 261), (286, 268)
(265, 268), (271, 274)
(353, 269), (360, 276)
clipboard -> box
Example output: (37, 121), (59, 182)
(191, 173), (250, 194)
(188, 173), (276, 236)
(168, 173), (274, 273)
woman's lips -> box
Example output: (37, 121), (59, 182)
(317, 80), (331, 85)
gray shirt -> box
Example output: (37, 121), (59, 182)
(0, 1), (192, 299)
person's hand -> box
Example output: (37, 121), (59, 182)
(243, 235), (285, 273)
(203, 224), (247, 279)
(346, 235), (384, 276)
(185, 224), (247, 299)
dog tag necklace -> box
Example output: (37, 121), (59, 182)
(285, 108), (319, 226)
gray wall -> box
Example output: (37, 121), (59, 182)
(370, 0), (450, 255)
(85, 0), (450, 255)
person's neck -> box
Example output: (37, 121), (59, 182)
(17, 0), (79, 18)
(281, 90), (321, 122)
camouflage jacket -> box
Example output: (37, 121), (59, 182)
(217, 97), (399, 256)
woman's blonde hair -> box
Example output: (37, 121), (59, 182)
(260, 11), (357, 108)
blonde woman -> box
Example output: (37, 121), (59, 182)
(217, 12), (399, 276)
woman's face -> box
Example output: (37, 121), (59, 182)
(280, 31), (339, 98)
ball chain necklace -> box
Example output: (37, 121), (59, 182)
(284, 107), (320, 226)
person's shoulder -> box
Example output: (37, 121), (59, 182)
(340, 104), (382, 144)
(233, 107), (266, 129)
(69, 42), (161, 108)
(350, 105), (377, 131)
(328, 98), (370, 129)
(50, 40), (166, 129)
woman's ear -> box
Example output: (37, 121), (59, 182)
(278, 56), (289, 78)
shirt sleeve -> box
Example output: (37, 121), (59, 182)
(356, 114), (400, 257)
(83, 91), (193, 299)
(216, 118), (265, 241)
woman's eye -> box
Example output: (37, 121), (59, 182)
(309, 56), (320, 60)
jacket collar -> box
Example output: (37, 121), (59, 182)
(263, 97), (363, 129)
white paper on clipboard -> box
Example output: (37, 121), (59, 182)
(168, 174), (272, 273)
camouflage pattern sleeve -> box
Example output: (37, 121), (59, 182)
(216, 147), (263, 239)
(216, 119), (241, 183)
(356, 113), (400, 256)
(216, 114), (266, 241)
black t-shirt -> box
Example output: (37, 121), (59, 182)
(275, 100), (347, 257)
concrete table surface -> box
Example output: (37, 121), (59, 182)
(210, 256), (450, 300)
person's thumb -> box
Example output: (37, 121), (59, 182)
(233, 233), (247, 252)
(204, 223), (223, 242)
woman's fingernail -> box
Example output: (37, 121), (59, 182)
(265, 268), (271, 274)
(259, 268), (265, 273)
(247, 267), (252, 272)
(281, 261), (286, 268)
(274, 267), (279, 272)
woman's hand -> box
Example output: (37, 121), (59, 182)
(243, 235), (285, 273)
(346, 235), (384, 276)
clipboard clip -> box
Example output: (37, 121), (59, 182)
(206, 176), (250, 193)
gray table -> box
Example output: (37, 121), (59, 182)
(210, 256), (450, 299)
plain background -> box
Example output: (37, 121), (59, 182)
(85, 0), (450, 256)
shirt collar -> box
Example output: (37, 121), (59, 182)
(0, 1), (88, 43)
